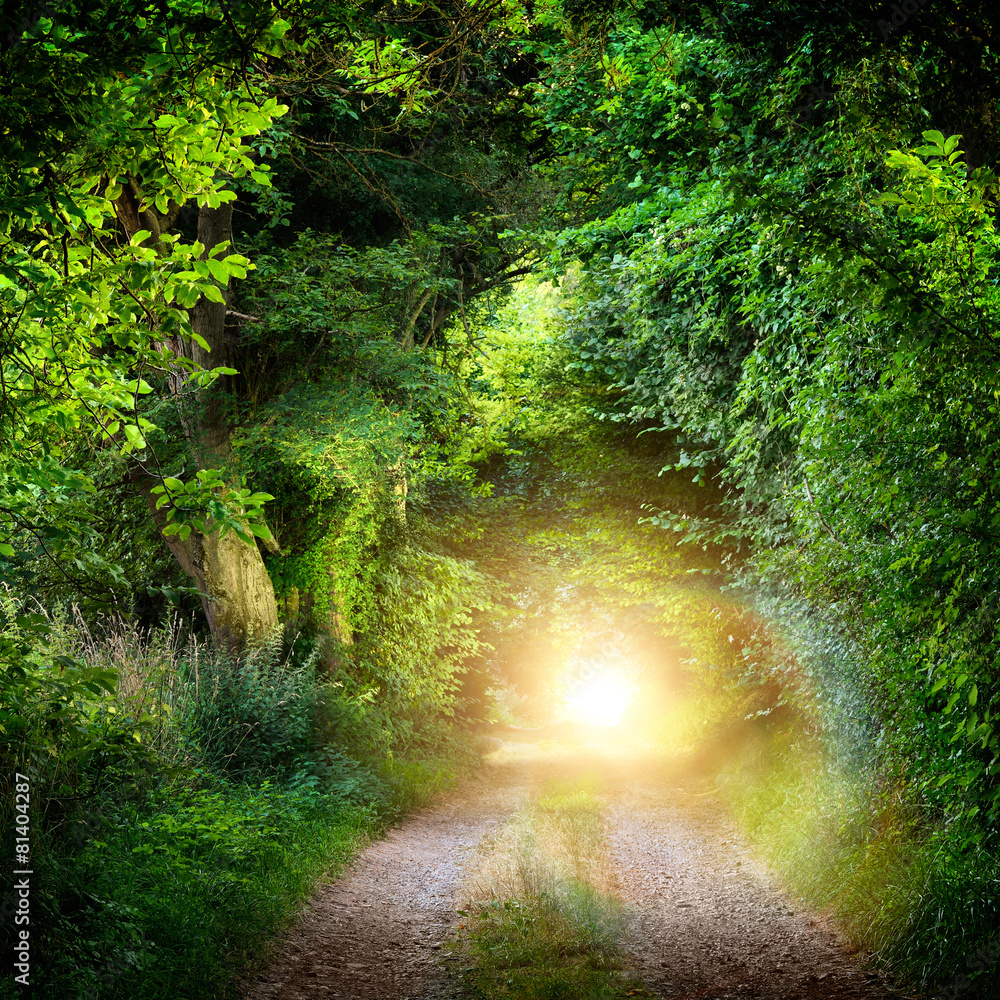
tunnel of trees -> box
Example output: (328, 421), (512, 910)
(2, 1), (999, 997)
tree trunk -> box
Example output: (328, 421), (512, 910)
(119, 186), (279, 650)
(135, 469), (279, 651)
(169, 201), (279, 649)
(319, 567), (354, 671)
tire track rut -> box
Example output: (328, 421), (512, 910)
(244, 739), (916, 1000)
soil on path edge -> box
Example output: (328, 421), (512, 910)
(243, 747), (533, 1000)
(243, 738), (918, 1000)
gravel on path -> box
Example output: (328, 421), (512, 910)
(243, 736), (919, 1000)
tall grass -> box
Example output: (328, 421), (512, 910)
(1, 605), (472, 1000)
(455, 779), (651, 999)
(671, 689), (1000, 999)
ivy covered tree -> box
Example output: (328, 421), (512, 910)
(528, 1), (1000, 839)
(0, 0), (557, 649)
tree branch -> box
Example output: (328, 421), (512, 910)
(803, 474), (847, 549)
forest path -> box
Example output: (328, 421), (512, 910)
(243, 737), (915, 1000)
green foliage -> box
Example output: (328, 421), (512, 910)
(395, 273), (764, 751)
(713, 721), (1000, 997)
(532, 5), (1000, 821)
(34, 778), (374, 1000)
(7, 2), (1000, 996)
(180, 633), (320, 778)
(0, 605), (164, 857)
(151, 471), (275, 546)
(495, 8), (1000, 992)
(0, 604), (476, 999)
(355, 544), (493, 716)
(0, 1), (292, 562)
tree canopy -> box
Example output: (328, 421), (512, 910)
(4, 1), (1000, 996)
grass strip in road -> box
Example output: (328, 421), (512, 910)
(453, 777), (652, 999)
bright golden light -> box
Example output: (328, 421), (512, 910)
(566, 668), (633, 728)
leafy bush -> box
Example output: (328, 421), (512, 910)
(715, 721), (1000, 996)
(0, 590), (478, 999)
(33, 778), (375, 1000)
(178, 632), (320, 778)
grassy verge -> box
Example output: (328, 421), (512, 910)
(664, 689), (1000, 999)
(0, 611), (477, 1000)
(452, 778), (652, 1000)
(33, 785), (374, 1000)
(7, 754), (470, 1000)
(720, 728), (1000, 997)
(8, 750), (472, 1000)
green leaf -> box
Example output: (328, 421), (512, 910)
(123, 424), (146, 449)
(206, 258), (229, 282)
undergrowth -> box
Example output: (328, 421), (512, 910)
(0, 605), (475, 1000)
(673, 687), (1000, 1000)
(453, 778), (652, 999)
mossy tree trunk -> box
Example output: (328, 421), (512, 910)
(120, 186), (279, 650)
(171, 201), (279, 649)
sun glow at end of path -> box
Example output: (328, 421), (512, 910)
(565, 668), (634, 728)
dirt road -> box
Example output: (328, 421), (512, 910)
(244, 736), (914, 1000)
